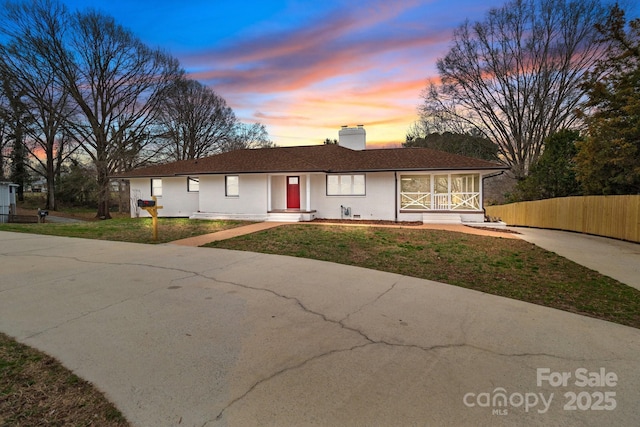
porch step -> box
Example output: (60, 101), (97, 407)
(422, 213), (462, 224)
(267, 213), (301, 222)
(190, 212), (268, 221)
(267, 211), (316, 222)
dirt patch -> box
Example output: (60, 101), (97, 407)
(465, 225), (521, 234)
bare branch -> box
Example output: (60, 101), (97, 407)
(420, 0), (610, 179)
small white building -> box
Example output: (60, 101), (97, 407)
(117, 127), (507, 223)
(0, 182), (19, 223)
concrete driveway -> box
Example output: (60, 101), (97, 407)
(1, 231), (639, 426)
(512, 227), (640, 291)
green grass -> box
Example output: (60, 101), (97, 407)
(0, 217), (249, 244)
(205, 225), (640, 329)
(0, 332), (129, 426)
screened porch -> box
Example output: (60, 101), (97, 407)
(400, 173), (481, 211)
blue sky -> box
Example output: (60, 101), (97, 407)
(60, 0), (639, 147)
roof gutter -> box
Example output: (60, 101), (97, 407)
(325, 166), (508, 173)
(114, 166), (509, 179)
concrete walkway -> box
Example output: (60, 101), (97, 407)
(1, 230), (639, 426)
(169, 222), (287, 246)
(513, 227), (640, 291)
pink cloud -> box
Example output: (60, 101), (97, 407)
(187, 30), (446, 95)
(183, 0), (448, 94)
(180, 0), (460, 147)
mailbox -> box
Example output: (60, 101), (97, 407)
(137, 199), (156, 208)
(37, 209), (48, 223)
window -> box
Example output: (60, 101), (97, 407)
(225, 175), (239, 197)
(327, 174), (365, 196)
(187, 177), (199, 192)
(451, 174), (479, 193)
(450, 174), (480, 210)
(151, 178), (162, 197)
(434, 175), (449, 194)
(400, 175), (431, 209)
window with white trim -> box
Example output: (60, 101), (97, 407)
(187, 177), (199, 192)
(225, 175), (239, 197)
(151, 178), (162, 197)
(327, 174), (365, 196)
(400, 175), (431, 209)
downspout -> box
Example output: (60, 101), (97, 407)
(394, 171), (398, 223)
(481, 171), (505, 220)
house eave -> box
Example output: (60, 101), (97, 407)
(325, 166), (507, 173)
(114, 164), (508, 180)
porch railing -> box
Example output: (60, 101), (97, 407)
(401, 192), (480, 210)
(401, 192), (431, 210)
(451, 192), (480, 210)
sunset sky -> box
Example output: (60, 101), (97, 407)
(61, 0), (637, 148)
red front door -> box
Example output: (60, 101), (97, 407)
(287, 176), (300, 209)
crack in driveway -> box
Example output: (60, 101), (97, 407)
(3, 250), (603, 426)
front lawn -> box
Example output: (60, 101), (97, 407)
(0, 217), (249, 244)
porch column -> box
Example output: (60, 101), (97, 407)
(478, 173), (483, 210)
(267, 175), (272, 211)
(306, 174), (311, 210)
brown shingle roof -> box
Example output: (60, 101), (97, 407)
(116, 144), (506, 178)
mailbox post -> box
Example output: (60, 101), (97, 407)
(137, 196), (163, 241)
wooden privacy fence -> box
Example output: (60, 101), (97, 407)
(485, 195), (640, 243)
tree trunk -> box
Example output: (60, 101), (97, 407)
(46, 147), (56, 210)
(11, 130), (26, 202)
(46, 178), (56, 211)
(118, 179), (130, 214)
(95, 168), (112, 219)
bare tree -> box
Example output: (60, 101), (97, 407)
(158, 78), (237, 161)
(0, 72), (31, 201)
(1, 0), (183, 218)
(421, 0), (610, 179)
(0, 23), (78, 210)
(222, 122), (274, 152)
(404, 131), (499, 161)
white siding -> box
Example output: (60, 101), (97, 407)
(311, 172), (396, 220)
(0, 184), (10, 216)
(270, 175), (286, 209)
(129, 177), (198, 218)
(0, 183), (18, 221)
(199, 174), (268, 215)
